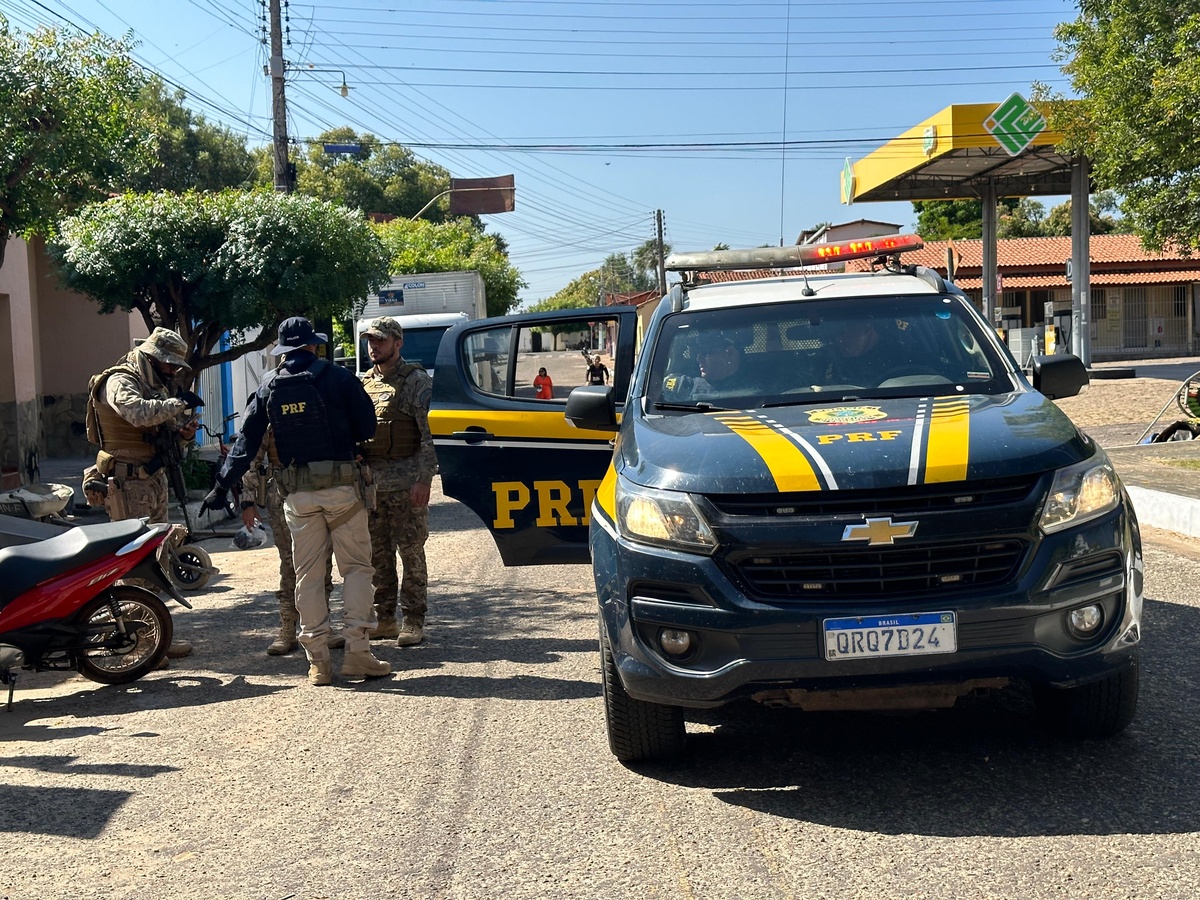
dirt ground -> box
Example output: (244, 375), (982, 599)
(1053, 373), (1194, 446)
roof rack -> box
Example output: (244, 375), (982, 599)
(664, 234), (925, 275)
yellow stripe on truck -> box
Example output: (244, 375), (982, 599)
(924, 398), (970, 483)
(430, 408), (618, 441)
(714, 414), (822, 492)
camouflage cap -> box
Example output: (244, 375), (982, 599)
(138, 327), (191, 369)
(364, 316), (404, 339)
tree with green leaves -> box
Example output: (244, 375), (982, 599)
(1045, 2), (1200, 252)
(275, 127), (456, 222)
(913, 199), (1020, 240)
(48, 190), (390, 387)
(0, 20), (150, 269)
(1043, 190), (1130, 236)
(123, 77), (255, 193)
(373, 217), (524, 317)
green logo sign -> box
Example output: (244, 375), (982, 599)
(985, 93), (1046, 156)
(840, 157), (855, 205)
(923, 125), (937, 156)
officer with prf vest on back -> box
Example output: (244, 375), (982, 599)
(203, 317), (391, 686)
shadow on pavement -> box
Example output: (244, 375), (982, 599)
(627, 597), (1198, 839)
(0, 784), (132, 837)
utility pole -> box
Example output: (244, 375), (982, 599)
(268, 0), (291, 193)
(655, 209), (667, 296)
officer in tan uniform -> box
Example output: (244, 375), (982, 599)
(86, 327), (197, 661)
(240, 433), (340, 656)
(359, 316), (437, 647)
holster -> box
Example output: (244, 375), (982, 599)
(106, 477), (128, 520)
(359, 463), (377, 512)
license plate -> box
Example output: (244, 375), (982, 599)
(823, 611), (957, 661)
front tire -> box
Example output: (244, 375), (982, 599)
(601, 642), (685, 762)
(1034, 656), (1139, 739)
(75, 587), (173, 684)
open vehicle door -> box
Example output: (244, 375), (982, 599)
(430, 306), (639, 565)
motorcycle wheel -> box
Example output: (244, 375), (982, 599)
(75, 587), (173, 685)
(170, 543), (213, 591)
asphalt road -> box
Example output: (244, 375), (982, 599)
(1, 486), (1198, 900)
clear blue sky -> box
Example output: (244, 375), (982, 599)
(2, 0), (1080, 307)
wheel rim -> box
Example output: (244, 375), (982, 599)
(82, 598), (163, 674)
(173, 549), (206, 586)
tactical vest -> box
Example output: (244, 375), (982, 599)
(86, 362), (161, 460)
(267, 360), (336, 466)
(359, 363), (422, 462)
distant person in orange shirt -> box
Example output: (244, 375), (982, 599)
(534, 367), (554, 399)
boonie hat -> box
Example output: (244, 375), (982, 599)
(138, 327), (191, 370)
(363, 316), (404, 340)
(271, 316), (329, 356)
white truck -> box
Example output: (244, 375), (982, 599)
(354, 270), (487, 373)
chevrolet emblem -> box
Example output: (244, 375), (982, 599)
(842, 517), (918, 545)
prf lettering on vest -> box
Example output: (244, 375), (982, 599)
(280, 402), (307, 414)
(492, 479), (603, 529)
(817, 430), (902, 445)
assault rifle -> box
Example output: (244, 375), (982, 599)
(143, 390), (204, 533)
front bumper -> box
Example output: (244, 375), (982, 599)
(592, 503), (1142, 709)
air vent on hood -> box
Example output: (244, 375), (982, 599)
(707, 475), (1040, 519)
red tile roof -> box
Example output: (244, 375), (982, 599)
(956, 271), (1200, 289)
(879, 234), (1196, 268)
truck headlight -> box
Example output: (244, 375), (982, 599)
(1039, 456), (1120, 534)
(616, 476), (716, 554)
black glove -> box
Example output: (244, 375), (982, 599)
(178, 390), (205, 410)
(200, 485), (228, 513)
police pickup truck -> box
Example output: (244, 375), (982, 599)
(430, 235), (1142, 762)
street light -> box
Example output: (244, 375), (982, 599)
(300, 65), (351, 98)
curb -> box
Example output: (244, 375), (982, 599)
(1126, 485), (1200, 539)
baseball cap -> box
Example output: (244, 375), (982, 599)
(271, 317), (329, 356)
(363, 316), (404, 340)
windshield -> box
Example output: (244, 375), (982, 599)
(646, 294), (1011, 411)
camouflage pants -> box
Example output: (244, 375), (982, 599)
(267, 481), (333, 618)
(368, 488), (429, 623)
(106, 468), (168, 524)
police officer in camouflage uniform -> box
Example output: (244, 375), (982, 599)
(359, 316), (437, 647)
(240, 435), (339, 656)
(206, 317), (389, 686)
(87, 327), (198, 662)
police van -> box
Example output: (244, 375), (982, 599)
(430, 235), (1142, 762)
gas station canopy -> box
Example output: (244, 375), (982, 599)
(840, 96), (1096, 365)
(846, 101), (1078, 204)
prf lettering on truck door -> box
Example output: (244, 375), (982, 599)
(491, 479), (603, 528)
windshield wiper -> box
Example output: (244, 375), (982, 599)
(653, 401), (732, 412)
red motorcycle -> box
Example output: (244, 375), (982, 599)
(0, 518), (191, 709)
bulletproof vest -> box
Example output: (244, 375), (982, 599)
(87, 362), (161, 459)
(359, 362), (422, 462)
(266, 360), (337, 466)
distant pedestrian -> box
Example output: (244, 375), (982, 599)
(534, 367), (554, 399)
(585, 355), (609, 386)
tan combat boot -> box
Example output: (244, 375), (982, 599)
(368, 617), (400, 639)
(166, 640), (193, 659)
(340, 651), (392, 679)
(267, 614), (298, 656)
(308, 658), (333, 686)
(396, 618), (424, 647)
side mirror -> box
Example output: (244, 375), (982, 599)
(565, 385), (618, 432)
(1031, 354), (1089, 400)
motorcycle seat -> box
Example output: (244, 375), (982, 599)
(0, 519), (150, 606)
